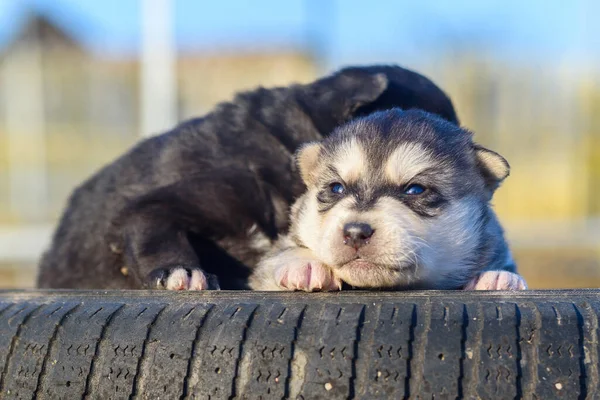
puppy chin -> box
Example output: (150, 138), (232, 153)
(334, 259), (413, 288)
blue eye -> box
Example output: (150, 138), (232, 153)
(404, 184), (425, 195)
(330, 182), (345, 195)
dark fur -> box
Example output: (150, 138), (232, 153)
(37, 65), (459, 289)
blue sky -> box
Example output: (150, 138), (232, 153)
(0, 0), (598, 67)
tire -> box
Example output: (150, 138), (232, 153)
(0, 290), (597, 399)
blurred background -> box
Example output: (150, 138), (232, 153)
(0, 0), (599, 289)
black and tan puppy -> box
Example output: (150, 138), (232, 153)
(250, 109), (527, 291)
(37, 65), (461, 290)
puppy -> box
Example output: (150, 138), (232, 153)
(250, 109), (527, 291)
(37, 65), (461, 291)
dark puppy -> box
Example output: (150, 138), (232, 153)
(37, 65), (460, 290)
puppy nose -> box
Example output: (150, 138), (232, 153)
(343, 222), (374, 248)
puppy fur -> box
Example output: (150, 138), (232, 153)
(37, 65), (461, 290)
(250, 109), (524, 291)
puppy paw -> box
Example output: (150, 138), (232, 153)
(147, 267), (220, 290)
(275, 260), (341, 292)
(464, 270), (527, 291)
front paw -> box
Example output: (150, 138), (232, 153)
(275, 260), (341, 292)
(147, 267), (220, 291)
(464, 270), (527, 291)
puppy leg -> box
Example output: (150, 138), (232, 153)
(250, 246), (341, 292)
(464, 270), (527, 291)
(119, 209), (220, 290)
(112, 168), (283, 290)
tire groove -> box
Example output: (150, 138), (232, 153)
(573, 304), (588, 400)
(0, 303), (16, 389)
(82, 303), (125, 400)
(465, 301), (483, 398)
(355, 302), (380, 400)
(295, 302), (327, 398)
(33, 303), (81, 399)
(0, 303), (43, 394)
(408, 299), (430, 399)
(581, 302), (599, 400)
(228, 304), (258, 400)
(129, 304), (167, 400)
(404, 303), (417, 400)
(531, 303), (542, 400)
(457, 304), (469, 399)
(284, 305), (306, 400)
(515, 303), (523, 400)
(348, 304), (366, 400)
(0, 303), (14, 319)
(524, 302), (541, 400)
(180, 304), (214, 400)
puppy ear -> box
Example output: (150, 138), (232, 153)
(474, 144), (510, 191)
(346, 72), (389, 111)
(313, 71), (389, 111)
(296, 142), (322, 187)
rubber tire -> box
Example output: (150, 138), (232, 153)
(0, 289), (598, 399)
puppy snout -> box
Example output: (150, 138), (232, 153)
(343, 222), (374, 249)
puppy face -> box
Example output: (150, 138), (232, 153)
(291, 109), (509, 289)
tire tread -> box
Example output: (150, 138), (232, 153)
(0, 290), (597, 399)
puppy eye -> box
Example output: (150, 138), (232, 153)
(404, 184), (425, 195)
(330, 182), (345, 195)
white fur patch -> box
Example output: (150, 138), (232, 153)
(333, 138), (366, 184)
(385, 142), (434, 184)
(247, 224), (272, 253)
(293, 192), (324, 252)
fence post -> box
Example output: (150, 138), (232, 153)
(140, 0), (177, 138)
(2, 41), (47, 222)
